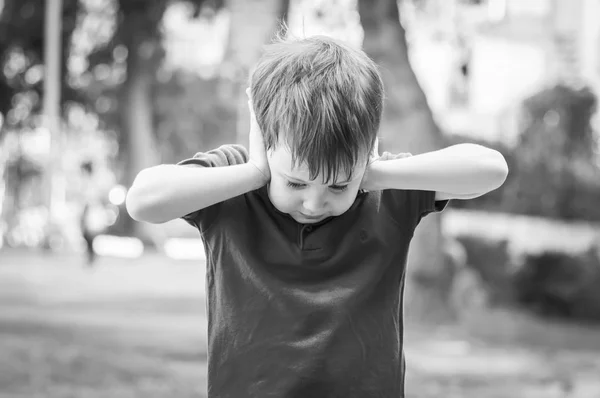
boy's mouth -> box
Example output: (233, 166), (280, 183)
(298, 213), (326, 222)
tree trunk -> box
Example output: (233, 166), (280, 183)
(358, 0), (455, 324)
(222, 0), (290, 147)
(42, 0), (64, 250)
(119, 8), (164, 246)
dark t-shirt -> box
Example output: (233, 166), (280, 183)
(179, 145), (448, 398)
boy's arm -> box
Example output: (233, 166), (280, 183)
(366, 143), (508, 200)
(126, 161), (267, 224)
(127, 93), (269, 225)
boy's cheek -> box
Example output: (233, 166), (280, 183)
(267, 180), (291, 203)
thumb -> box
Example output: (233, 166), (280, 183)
(369, 137), (380, 163)
(372, 137), (379, 157)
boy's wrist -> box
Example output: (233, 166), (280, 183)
(367, 152), (415, 191)
(363, 160), (386, 191)
(371, 160), (389, 191)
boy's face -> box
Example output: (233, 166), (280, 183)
(266, 143), (368, 224)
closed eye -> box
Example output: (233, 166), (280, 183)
(286, 181), (306, 189)
(330, 185), (348, 192)
(286, 181), (348, 192)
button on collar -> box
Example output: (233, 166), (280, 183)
(360, 229), (368, 242)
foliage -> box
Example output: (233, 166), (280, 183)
(505, 85), (599, 220)
(455, 231), (600, 323)
(513, 247), (600, 322)
(82, 0), (225, 145)
(0, 0), (225, 144)
(0, 0), (81, 131)
(155, 71), (236, 163)
(448, 84), (600, 222)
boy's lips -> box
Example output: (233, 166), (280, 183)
(299, 213), (325, 220)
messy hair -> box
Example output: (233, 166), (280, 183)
(249, 35), (384, 183)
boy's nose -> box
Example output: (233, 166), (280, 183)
(302, 191), (326, 214)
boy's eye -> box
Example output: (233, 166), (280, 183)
(286, 181), (306, 189)
(286, 181), (348, 192)
(330, 185), (349, 192)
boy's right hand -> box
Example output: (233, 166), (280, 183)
(247, 88), (271, 185)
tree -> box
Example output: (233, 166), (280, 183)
(86, 0), (223, 243)
(0, 0), (80, 126)
(358, 0), (454, 323)
(1, 0), (227, 245)
(221, 0), (290, 147)
(505, 84), (599, 220)
(0, 0), (80, 240)
(43, 0), (64, 246)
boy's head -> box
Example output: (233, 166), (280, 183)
(250, 35), (384, 224)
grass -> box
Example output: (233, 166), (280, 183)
(1, 248), (600, 397)
(0, 249), (207, 398)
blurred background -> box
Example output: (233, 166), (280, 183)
(1, 0), (600, 397)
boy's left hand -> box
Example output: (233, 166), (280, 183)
(360, 144), (412, 191)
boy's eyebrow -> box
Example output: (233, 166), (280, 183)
(284, 173), (353, 185)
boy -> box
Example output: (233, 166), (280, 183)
(126, 35), (508, 397)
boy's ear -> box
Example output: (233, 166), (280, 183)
(246, 87), (252, 101)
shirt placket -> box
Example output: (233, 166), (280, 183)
(298, 224), (314, 250)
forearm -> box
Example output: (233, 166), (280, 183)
(126, 163), (266, 224)
(371, 144), (508, 194)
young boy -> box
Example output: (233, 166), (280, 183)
(126, 35), (508, 397)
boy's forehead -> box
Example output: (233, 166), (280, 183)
(268, 143), (365, 183)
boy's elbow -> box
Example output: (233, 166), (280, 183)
(126, 191), (169, 224)
(488, 150), (509, 189)
(125, 188), (145, 222)
(126, 171), (169, 224)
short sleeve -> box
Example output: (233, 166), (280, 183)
(382, 189), (449, 232)
(178, 144), (248, 169)
(177, 144), (248, 230)
(417, 190), (449, 219)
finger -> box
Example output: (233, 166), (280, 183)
(246, 88), (255, 112)
(248, 102), (260, 132)
(368, 138), (380, 164)
(372, 137), (380, 158)
(248, 98), (256, 118)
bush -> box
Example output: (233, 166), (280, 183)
(512, 247), (600, 322)
(454, 235), (514, 305)
(444, 84), (600, 222)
